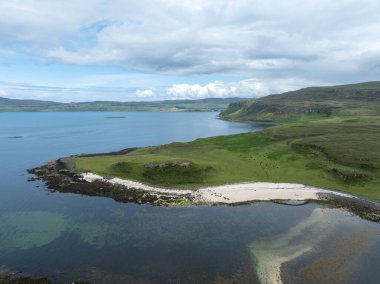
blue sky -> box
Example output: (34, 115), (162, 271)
(1, 0), (380, 102)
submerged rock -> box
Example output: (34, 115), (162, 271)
(0, 274), (51, 284)
(317, 193), (380, 222)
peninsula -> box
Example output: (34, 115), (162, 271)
(29, 81), (380, 221)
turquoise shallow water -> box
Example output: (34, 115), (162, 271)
(0, 112), (379, 284)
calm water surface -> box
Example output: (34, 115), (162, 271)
(0, 112), (379, 284)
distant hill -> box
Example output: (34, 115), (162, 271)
(0, 97), (58, 107)
(0, 97), (245, 112)
(220, 81), (380, 122)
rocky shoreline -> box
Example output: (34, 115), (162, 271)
(316, 193), (380, 222)
(28, 157), (191, 206)
(28, 153), (380, 222)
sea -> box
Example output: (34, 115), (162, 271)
(0, 112), (379, 284)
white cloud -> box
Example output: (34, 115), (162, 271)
(0, 81), (135, 102)
(0, 0), (379, 78)
(1, 0), (380, 101)
(167, 83), (223, 99)
(0, 76), (316, 102)
(165, 78), (312, 99)
(0, 49), (14, 56)
(135, 89), (156, 98)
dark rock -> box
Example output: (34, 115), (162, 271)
(28, 157), (192, 206)
(27, 176), (40, 182)
(317, 193), (380, 223)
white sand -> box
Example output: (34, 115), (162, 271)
(250, 208), (343, 284)
(81, 172), (355, 204)
(81, 172), (193, 196)
(194, 182), (347, 203)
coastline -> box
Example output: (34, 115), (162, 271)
(28, 158), (380, 222)
(81, 172), (353, 204)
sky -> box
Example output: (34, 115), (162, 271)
(0, 0), (379, 102)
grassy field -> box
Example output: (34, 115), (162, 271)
(73, 82), (380, 201)
(74, 116), (380, 201)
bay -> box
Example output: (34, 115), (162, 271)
(0, 112), (379, 284)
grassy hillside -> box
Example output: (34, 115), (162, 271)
(0, 97), (243, 112)
(219, 81), (380, 122)
(73, 81), (380, 201)
(74, 117), (380, 201)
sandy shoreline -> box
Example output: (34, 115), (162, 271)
(81, 172), (355, 204)
(28, 160), (380, 220)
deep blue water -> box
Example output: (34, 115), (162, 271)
(0, 112), (265, 211)
(0, 112), (379, 284)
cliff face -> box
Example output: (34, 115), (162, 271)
(219, 81), (380, 122)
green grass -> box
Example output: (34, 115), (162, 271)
(74, 117), (380, 201)
(219, 81), (380, 122)
(73, 81), (380, 201)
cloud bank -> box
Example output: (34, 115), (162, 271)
(165, 78), (304, 99)
(0, 78), (313, 102)
(0, 0), (379, 101)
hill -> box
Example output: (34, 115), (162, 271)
(0, 97), (244, 112)
(30, 81), (380, 202)
(219, 81), (380, 122)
